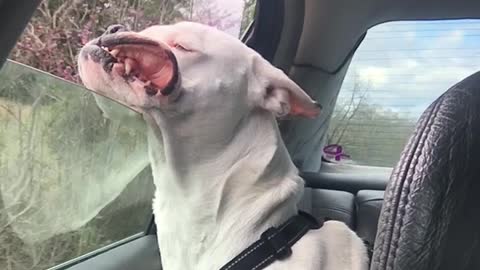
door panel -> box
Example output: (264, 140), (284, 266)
(65, 235), (161, 270)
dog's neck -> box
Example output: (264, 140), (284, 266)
(143, 109), (303, 270)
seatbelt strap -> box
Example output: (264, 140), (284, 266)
(219, 211), (323, 270)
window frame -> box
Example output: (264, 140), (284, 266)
(324, 19), (480, 169)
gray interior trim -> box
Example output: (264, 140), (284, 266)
(272, 0), (305, 72)
(293, 32), (366, 75)
(48, 233), (146, 270)
(65, 235), (161, 270)
(302, 172), (389, 193)
(0, 0), (41, 70)
(245, 0), (283, 62)
(281, 62), (351, 172)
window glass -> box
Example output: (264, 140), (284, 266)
(0, 60), (153, 270)
(327, 20), (480, 167)
(1, 1), (255, 269)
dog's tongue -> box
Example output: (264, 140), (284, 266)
(101, 33), (178, 95)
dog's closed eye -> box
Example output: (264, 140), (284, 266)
(173, 43), (194, 53)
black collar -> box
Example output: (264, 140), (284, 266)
(219, 211), (323, 270)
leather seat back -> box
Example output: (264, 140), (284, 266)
(371, 71), (480, 270)
(300, 170), (388, 254)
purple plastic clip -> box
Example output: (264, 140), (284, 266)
(323, 144), (350, 161)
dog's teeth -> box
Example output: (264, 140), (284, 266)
(145, 80), (151, 86)
(110, 49), (120, 57)
(125, 59), (133, 75)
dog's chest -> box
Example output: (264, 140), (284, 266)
(152, 193), (220, 266)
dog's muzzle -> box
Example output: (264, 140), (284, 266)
(80, 30), (179, 96)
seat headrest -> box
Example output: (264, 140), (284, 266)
(371, 71), (480, 270)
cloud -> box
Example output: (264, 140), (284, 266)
(444, 30), (464, 43)
(338, 20), (480, 120)
(358, 67), (388, 86)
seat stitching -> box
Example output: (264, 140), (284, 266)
(314, 207), (352, 215)
(388, 94), (444, 269)
(223, 218), (296, 270)
(251, 255), (274, 270)
(379, 95), (443, 268)
(356, 198), (384, 204)
(251, 224), (310, 270)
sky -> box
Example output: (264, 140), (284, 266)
(191, 3), (480, 120)
(213, 0), (244, 36)
(192, 0), (244, 36)
(339, 19), (480, 119)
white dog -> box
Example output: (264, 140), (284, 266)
(78, 22), (368, 270)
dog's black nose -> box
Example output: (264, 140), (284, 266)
(103, 24), (127, 36)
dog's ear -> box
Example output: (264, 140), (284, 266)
(252, 56), (321, 118)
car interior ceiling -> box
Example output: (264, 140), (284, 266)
(2, 0), (480, 269)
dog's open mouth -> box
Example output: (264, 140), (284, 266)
(95, 33), (178, 96)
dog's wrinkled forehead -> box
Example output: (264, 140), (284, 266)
(142, 23), (203, 45)
(141, 22), (247, 58)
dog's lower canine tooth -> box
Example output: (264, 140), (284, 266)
(125, 58), (134, 75)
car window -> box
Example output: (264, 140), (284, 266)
(1, 1), (255, 269)
(326, 19), (480, 167)
(0, 60), (152, 270)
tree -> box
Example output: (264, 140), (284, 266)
(327, 73), (417, 167)
(190, 0), (238, 31)
(327, 72), (369, 145)
(240, 0), (256, 34)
